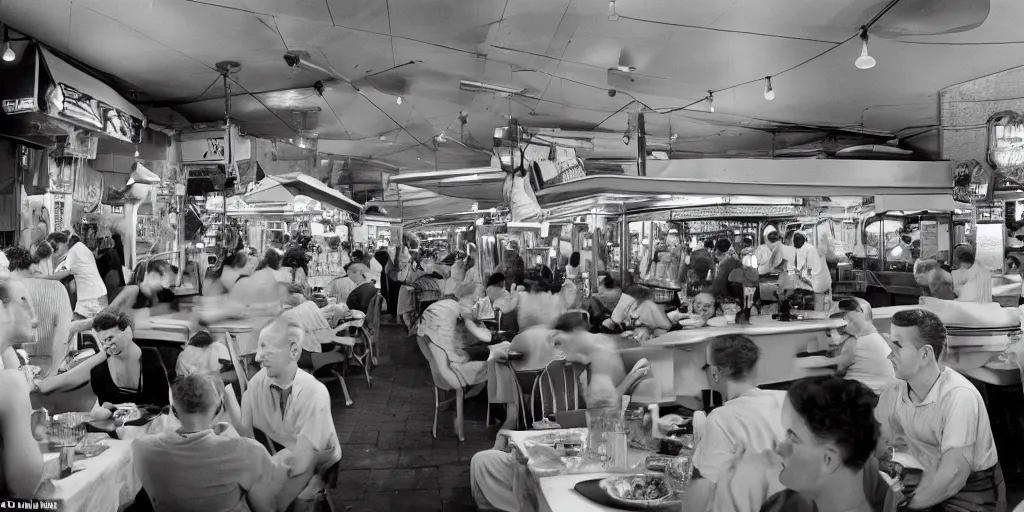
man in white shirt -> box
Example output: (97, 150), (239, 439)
(952, 249), (993, 303)
(802, 298), (895, 395)
(684, 334), (787, 512)
(43, 232), (108, 318)
(240, 317), (342, 512)
(876, 309), (1004, 511)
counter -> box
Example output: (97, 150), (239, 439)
(630, 316), (844, 401)
(872, 305), (1021, 386)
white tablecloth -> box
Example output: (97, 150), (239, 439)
(509, 428), (652, 512)
(36, 415), (173, 512)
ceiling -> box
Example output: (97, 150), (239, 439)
(2, 0), (1022, 183)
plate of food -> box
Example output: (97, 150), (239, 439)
(574, 474), (680, 510)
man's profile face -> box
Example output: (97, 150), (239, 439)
(347, 264), (368, 284)
(777, 397), (831, 492)
(254, 323), (297, 378)
(886, 324), (928, 381)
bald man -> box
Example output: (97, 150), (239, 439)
(240, 317), (341, 511)
(345, 263), (377, 313)
(802, 297), (894, 394)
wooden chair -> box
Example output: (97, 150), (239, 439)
(416, 334), (467, 442)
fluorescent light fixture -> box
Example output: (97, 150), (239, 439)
(459, 80), (524, 96)
(615, 65), (636, 73)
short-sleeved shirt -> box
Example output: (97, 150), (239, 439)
(62, 243), (107, 301)
(176, 343), (231, 378)
(243, 368), (341, 468)
(692, 387), (786, 487)
(133, 422), (277, 512)
(843, 332), (896, 394)
(693, 388), (787, 486)
(874, 367), (998, 473)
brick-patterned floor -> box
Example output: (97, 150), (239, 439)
(326, 323), (495, 512)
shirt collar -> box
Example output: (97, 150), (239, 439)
(901, 369), (946, 406)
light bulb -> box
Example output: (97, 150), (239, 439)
(622, 134), (630, 145)
(608, 1), (619, 21)
(134, 148), (140, 158)
(670, 133), (678, 141)
(379, 135), (387, 141)
(396, 95), (403, 105)
(855, 30), (876, 70)
(763, 77), (775, 101)
(436, 132), (447, 143)
(2, 43), (14, 63)
(706, 92), (715, 113)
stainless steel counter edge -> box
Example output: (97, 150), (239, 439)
(646, 317), (847, 348)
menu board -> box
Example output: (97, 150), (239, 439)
(920, 221), (939, 260)
(974, 222), (1004, 274)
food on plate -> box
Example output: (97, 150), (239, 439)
(113, 403), (142, 423)
(600, 474), (673, 503)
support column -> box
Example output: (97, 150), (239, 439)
(636, 113), (647, 177)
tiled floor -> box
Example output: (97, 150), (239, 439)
(326, 322), (494, 512)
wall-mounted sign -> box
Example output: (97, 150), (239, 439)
(952, 159), (976, 203)
(668, 204), (807, 220)
(46, 83), (144, 144)
(181, 125), (252, 163)
(988, 110), (1024, 185)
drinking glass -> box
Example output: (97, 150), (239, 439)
(666, 455), (693, 494)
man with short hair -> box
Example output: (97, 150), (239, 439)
(710, 239), (744, 299)
(240, 317), (342, 511)
(755, 376), (897, 512)
(345, 263), (377, 313)
(134, 373), (286, 512)
(684, 334), (787, 512)
(876, 309), (1004, 511)
(43, 232), (108, 318)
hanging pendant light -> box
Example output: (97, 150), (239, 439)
(763, 77), (775, 101)
(706, 91), (715, 113)
(608, 1), (620, 21)
(396, 95), (404, 105)
(2, 28), (14, 63)
(855, 27), (876, 70)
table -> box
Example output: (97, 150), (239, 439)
(507, 428), (654, 512)
(634, 315), (842, 398)
(36, 415), (173, 512)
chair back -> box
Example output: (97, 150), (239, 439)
(22, 279), (74, 369)
(510, 359), (584, 429)
(225, 333), (257, 393)
(364, 294), (384, 344)
(415, 335), (461, 391)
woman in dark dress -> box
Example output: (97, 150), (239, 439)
(88, 310), (170, 420)
(108, 259), (175, 319)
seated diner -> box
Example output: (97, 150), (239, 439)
(876, 309), (1004, 511)
(418, 282), (496, 387)
(89, 309), (171, 419)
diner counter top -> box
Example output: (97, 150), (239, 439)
(648, 316), (845, 348)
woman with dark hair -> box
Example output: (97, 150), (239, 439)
(604, 284), (673, 340)
(205, 250), (254, 296)
(31, 240), (54, 277)
(281, 246), (310, 295)
(108, 259), (175, 317)
(88, 309), (170, 419)
(5, 246), (37, 277)
(255, 248), (283, 273)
